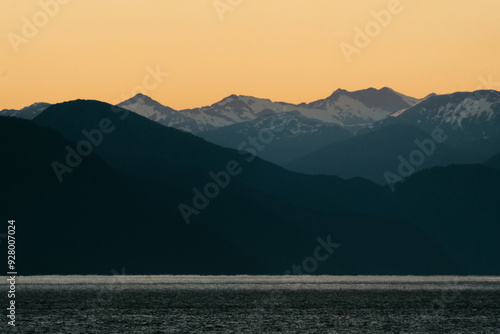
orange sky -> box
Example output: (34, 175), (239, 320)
(1, 0), (499, 110)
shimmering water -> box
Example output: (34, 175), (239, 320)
(2, 276), (500, 333)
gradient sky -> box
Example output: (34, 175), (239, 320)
(1, 0), (499, 110)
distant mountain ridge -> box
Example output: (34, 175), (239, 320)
(383, 90), (500, 144)
(380, 90), (500, 162)
(285, 90), (500, 182)
(306, 87), (420, 126)
(117, 87), (421, 133)
(285, 124), (465, 184)
(0, 87), (422, 135)
(0, 102), (51, 119)
(115, 88), (422, 163)
(9, 89), (499, 181)
(199, 112), (353, 164)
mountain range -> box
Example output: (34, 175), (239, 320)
(379, 90), (500, 161)
(114, 88), (423, 165)
(117, 87), (421, 134)
(2, 88), (499, 275)
(198, 112), (353, 164)
(3, 89), (499, 181)
(0, 102), (50, 119)
(286, 90), (500, 183)
(115, 88), (500, 182)
(0, 101), (459, 275)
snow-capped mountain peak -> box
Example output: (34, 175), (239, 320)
(384, 90), (500, 144)
(118, 93), (177, 122)
(304, 87), (420, 127)
(116, 88), (422, 133)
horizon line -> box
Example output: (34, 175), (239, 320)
(4, 87), (500, 112)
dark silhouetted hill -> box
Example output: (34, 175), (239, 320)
(27, 101), (470, 274)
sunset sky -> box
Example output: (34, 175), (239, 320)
(1, 0), (499, 110)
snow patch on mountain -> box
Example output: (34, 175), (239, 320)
(117, 88), (422, 133)
(0, 102), (51, 119)
(384, 90), (500, 144)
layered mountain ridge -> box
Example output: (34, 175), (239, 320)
(8, 98), (496, 275)
(0, 102), (51, 119)
(117, 87), (421, 133)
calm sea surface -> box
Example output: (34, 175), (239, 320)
(1, 276), (499, 333)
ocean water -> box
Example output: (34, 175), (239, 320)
(2, 276), (500, 333)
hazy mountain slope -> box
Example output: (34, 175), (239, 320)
(306, 87), (419, 126)
(0, 102), (50, 119)
(284, 124), (464, 184)
(455, 134), (500, 163)
(117, 93), (198, 133)
(389, 90), (500, 141)
(119, 93), (282, 133)
(381, 90), (500, 161)
(199, 113), (353, 164)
